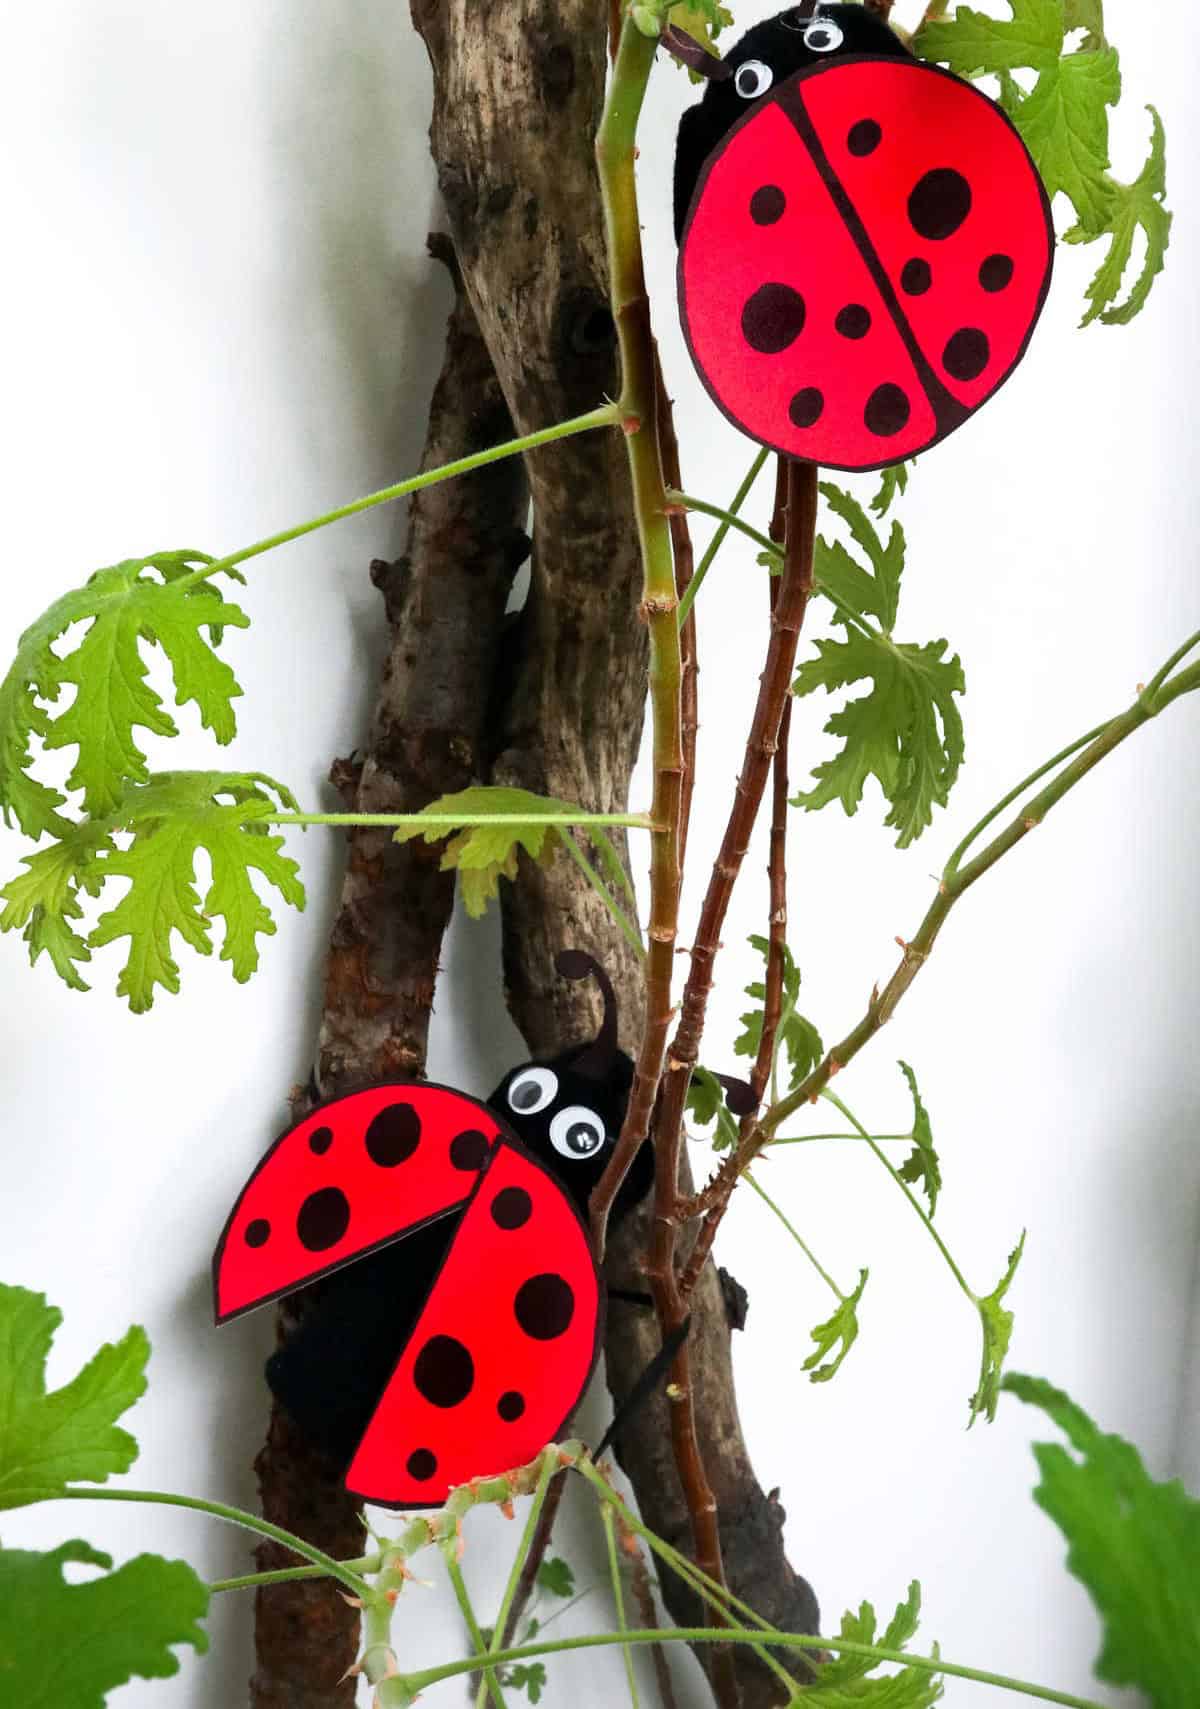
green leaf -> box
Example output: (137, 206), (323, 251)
(86, 772), (304, 1011)
(393, 787), (600, 919)
(793, 632), (965, 849)
(1003, 1372), (1200, 1707)
(685, 1065), (741, 1151)
(2, 555), (248, 820)
(869, 462), (910, 519)
(917, 0), (1170, 324)
(969, 1233), (1026, 1425)
(0, 819), (111, 991)
(797, 486), (964, 846)
(667, 0), (734, 75)
(895, 1062), (942, 1218)
(0, 1539), (208, 1707)
(503, 1662), (548, 1704)
(803, 1268), (868, 1385)
(535, 1556), (575, 1599)
(0, 1285), (147, 1510)
(1072, 106), (1170, 326)
(819, 485), (904, 631)
(807, 1582), (942, 1704)
(734, 934), (823, 1092)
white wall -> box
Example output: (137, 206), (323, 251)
(1, 3), (1196, 1707)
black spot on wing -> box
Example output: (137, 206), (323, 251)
(492, 1187), (533, 1230)
(413, 1334), (475, 1408)
(864, 383), (911, 437)
(943, 327), (990, 381)
(514, 1273), (575, 1341)
(365, 1102), (421, 1167)
(297, 1187), (351, 1252)
(742, 283), (806, 353)
(908, 168), (971, 241)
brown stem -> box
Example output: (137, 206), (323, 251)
(657, 462), (817, 1219)
(656, 351), (699, 871)
(677, 465), (795, 1300)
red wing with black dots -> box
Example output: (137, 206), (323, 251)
(678, 56), (1052, 471)
(345, 1141), (602, 1507)
(212, 1084), (504, 1322)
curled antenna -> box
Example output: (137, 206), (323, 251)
(555, 949), (619, 1079)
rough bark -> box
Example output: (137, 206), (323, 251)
(409, 3), (821, 1703)
(252, 3), (821, 1703)
(250, 243), (529, 1708)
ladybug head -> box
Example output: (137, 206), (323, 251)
(673, 3), (911, 242)
(487, 950), (654, 1223)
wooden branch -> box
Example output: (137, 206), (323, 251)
(250, 239), (529, 1709)
(405, 6), (824, 1703)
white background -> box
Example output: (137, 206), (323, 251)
(1, 2), (1197, 1706)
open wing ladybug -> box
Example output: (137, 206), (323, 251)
(213, 951), (660, 1508)
(672, 2), (1054, 471)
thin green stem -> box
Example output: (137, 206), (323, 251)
(768, 1131), (910, 1146)
(601, 1505), (640, 1709)
(1140, 623), (1200, 699)
(821, 1091), (976, 1304)
(210, 1554), (380, 1594)
(447, 1551), (508, 1709)
(51, 1487), (370, 1598)
(401, 1627), (1107, 1709)
(675, 448), (769, 628)
(475, 1451), (559, 1709)
(591, 826), (640, 911)
(745, 1169), (845, 1301)
(666, 489), (780, 560)
(176, 404), (620, 591)
(561, 832), (645, 958)
(760, 651), (1200, 1143)
(265, 811), (656, 830)
(575, 1462), (798, 1696)
(943, 722), (1109, 881)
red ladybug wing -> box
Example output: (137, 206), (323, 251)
(802, 58), (1052, 414)
(213, 1084), (503, 1321)
(345, 1140), (602, 1507)
(680, 95), (937, 469)
(678, 56), (1052, 472)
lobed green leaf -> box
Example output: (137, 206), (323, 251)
(0, 771), (304, 1010)
(0, 1539), (208, 1708)
(1004, 1372), (1200, 1706)
(734, 933), (823, 1092)
(807, 1581), (942, 1704)
(803, 1268), (868, 1385)
(394, 786), (613, 919)
(797, 486), (965, 847)
(896, 1062), (942, 1219)
(969, 1233), (1026, 1424)
(0, 1284), (147, 1510)
(917, 0), (1170, 324)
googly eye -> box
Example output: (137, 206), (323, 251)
(507, 1067), (558, 1117)
(734, 59), (774, 100)
(549, 1106), (607, 1161)
(803, 19), (844, 52)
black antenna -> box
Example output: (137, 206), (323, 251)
(554, 949), (619, 1080)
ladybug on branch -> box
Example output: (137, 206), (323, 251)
(670, 1), (1053, 471)
(213, 952), (745, 1508)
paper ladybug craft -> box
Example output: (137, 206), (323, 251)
(214, 952), (739, 1508)
(670, 2), (1054, 471)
